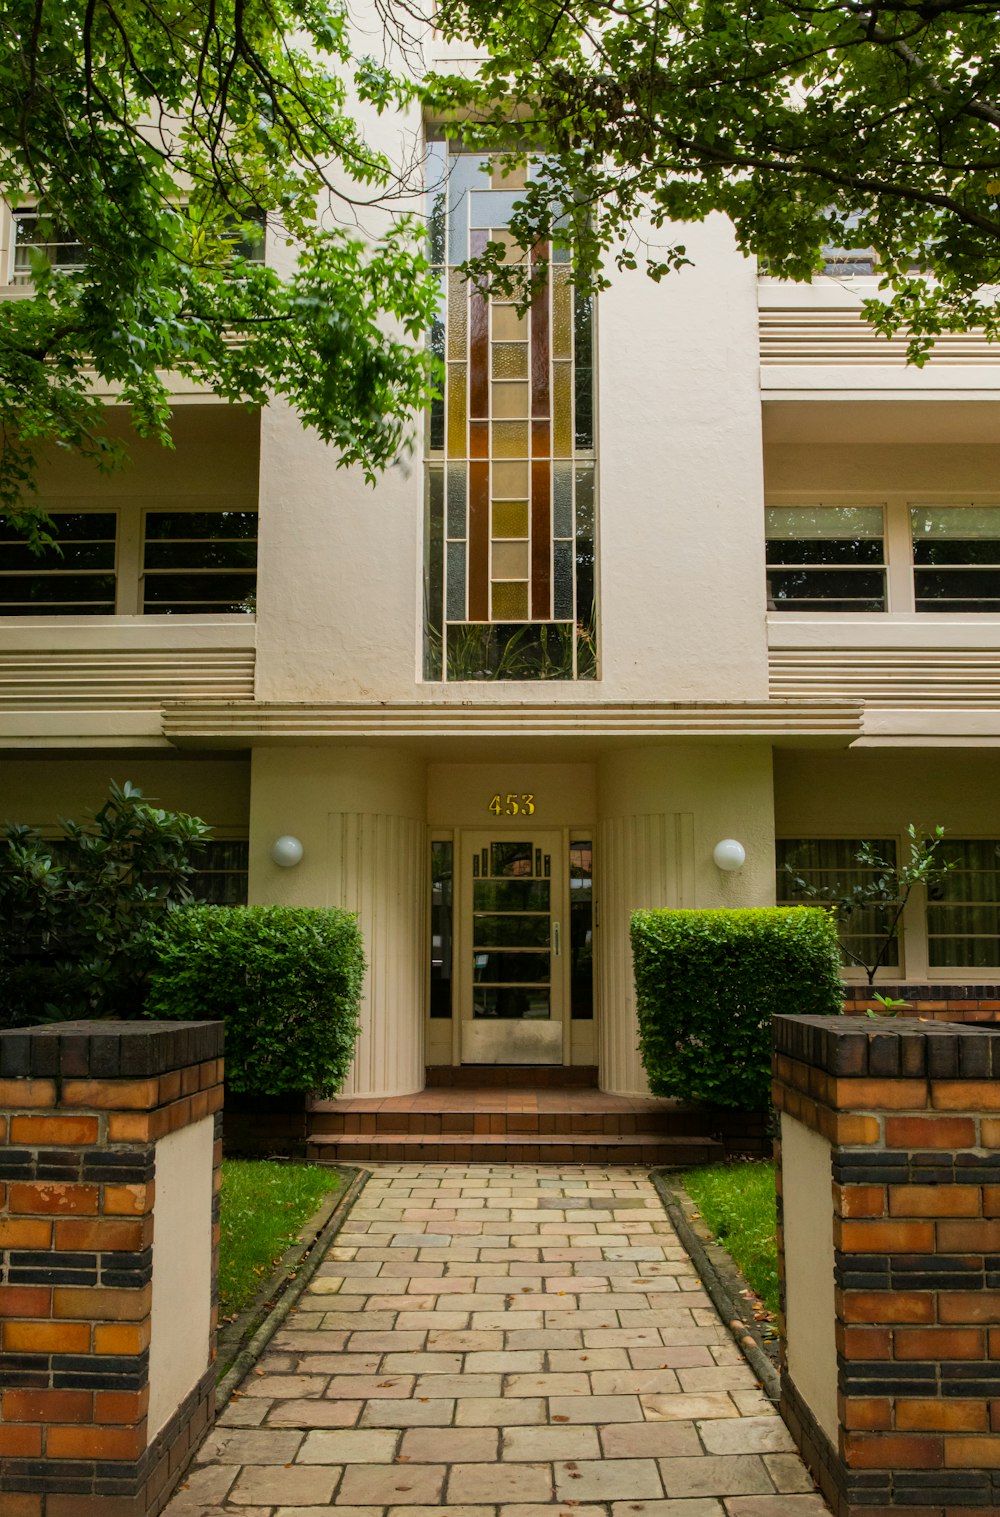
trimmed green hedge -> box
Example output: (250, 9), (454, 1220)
(146, 906), (364, 1097)
(631, 907), (842, 1110)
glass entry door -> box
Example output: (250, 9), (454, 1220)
(459, 832), (565, 1065)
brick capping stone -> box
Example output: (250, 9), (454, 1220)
(0, 1019), (224, 1517)
(773, 1014), (1000, 1517)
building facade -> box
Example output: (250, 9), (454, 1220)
(3, 91), (1000, 1097)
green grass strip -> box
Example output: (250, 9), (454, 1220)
(682, 1160), (778, 1315)
(218, 1160), (344, 1318)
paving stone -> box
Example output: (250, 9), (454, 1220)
(455, 1396), (547, 1426)
(500, 1505), (606, 1517)
(325, 1373), (416, 1398)
(549, 1394), (644, 1424)
(338, 1463), (447, 1505)
(677, 1366), (760, 1394)
(216, 1399), (269, 1427)
(414, 1373), (502, 1398)
(266, 1398), (363, 1427)
(722, 1500), (830, 1517)
(762, 1456), (816, 1495)
(160, 1465), (237, 1512)
(294, 1426), (400, 1463)
(500, 1424), (601, 1461)
(697, 1418), (795, 1456)
(382, 1352), (465, 1373)
(659, 1456), (775, 1498)
(228, 1464), (340, 1505)
(399, 1312), (472, 1331)
(609, 1504), (725, 1517)
(194, 1428), (304, 1464)
(298, 1352), (384, 1374)
(630, 1347), (715, 1370)
(306, 1275), (345, 1293)
(502, 1371), (591, 1397)
(274, 1330), (351, 1351)
(592, 1369), (681, 1396)
(553, 1457), (664, 1501)
(465, 1350), (545, 1373)
(361, 1398), (457, 1427)
(400, 1426), (500, 1463)
(600, 1421), (702, 1459)
(642, 1393), (740, 1422)
(275, 1509), (381, 1517)
(347, 1331), (427, 1351)
(241, 1374), (328, 1399)
(449, 1461), (553, 1504)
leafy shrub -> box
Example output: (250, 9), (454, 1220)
(0, 780), (210, 1028)
(146, 906), (365, 1097)
(631, 907), (842, 1110)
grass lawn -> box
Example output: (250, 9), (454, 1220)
(682, 1160), (779, 1315)
(218, 1160), (344, 1319)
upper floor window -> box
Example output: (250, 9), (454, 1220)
(0, 507), (257, 616)
(10, 209), (85, 283)
(911, 508), (1000, 614)
(767, 502), (1000, 614)
(423, 136), (597, 681)
(765, 507), (886, 612)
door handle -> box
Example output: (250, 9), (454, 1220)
(553, 922), (561, 957)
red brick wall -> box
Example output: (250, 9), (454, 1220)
(773, 1015), (1000, 1517)
(0, 1020), (224, 1517)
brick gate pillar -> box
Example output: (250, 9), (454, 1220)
(773, 1014), (1000, 1517)
(0, 1020), (224, 1517)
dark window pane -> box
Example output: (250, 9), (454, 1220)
(144, 539), (257, 570)
(473, 914), (551, 948)
(768, 569), (885, 608)
(472, 951), (550, 983)
(777, 837), (900, 969)
(0, 573), (116, 605)
(912, 538), (1000, 566)
(473, 987), (550, 1018)
(490, 841), (534, 878)
(473, 880), (550, 910)
(430, 840), (453, 1018)
(914, 569), (1000, 602)
(446, 622), (576, 680)
(570, 841), (593, 1019)
(143, 572), (257, 606)
(144, 512), (258, 540)
(766, 538), (883, 566)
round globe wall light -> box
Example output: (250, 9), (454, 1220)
(270, 835), (304, 868)
(713, 839), (746, 872)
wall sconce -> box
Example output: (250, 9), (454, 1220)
(713, 839), (746, 872)
(270, 835), (304, 868)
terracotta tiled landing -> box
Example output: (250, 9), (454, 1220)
(167, 1163), (830, 1517)
(307, 1085), (727, 1165)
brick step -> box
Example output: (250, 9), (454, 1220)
(306, 1131), (724, 1165)
(308, 1110), (719, 1137)
(425, 1065), (599, 1088)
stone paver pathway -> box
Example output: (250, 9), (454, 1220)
(165, 1164), (831, 1517)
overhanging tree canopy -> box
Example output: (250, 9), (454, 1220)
(0, 0), (437, 537)
(426, 0), (1000, 352)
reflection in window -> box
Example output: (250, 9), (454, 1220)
(142, 511), (258, 614)
(570, 840), (593, 1020)
(911, 508), (1000, 613)
(766, 507), (886, 612)
(423, 134), (597, 681)
(0, 513), (117, 615)
(927, 840), (1000, 968)
(430, 840), (454, 1018)
(776, 838), (900, 969)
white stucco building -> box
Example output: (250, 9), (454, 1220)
(4, 105), (1000, 1099)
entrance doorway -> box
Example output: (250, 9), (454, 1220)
(460, 831), (565, 1064)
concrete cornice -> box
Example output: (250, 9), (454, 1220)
(161, 697), (864, 747)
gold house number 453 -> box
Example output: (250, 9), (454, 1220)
(489, 793), (536, 817)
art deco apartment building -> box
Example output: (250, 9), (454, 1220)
(3, 76), (1000, 1099)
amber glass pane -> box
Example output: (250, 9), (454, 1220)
(553, 363), (572, 457)
(489, 229), (528, 264)
(552, 270), (572, 360)
(492, 580), (529, 619)
(492, 343), (529, 379)
(493, 421), (529, 459)
(493, 382), (529, 418)
(447, 362), (467, 458)
(492, 540), (529, 578)
(448, 270), (468, 359)
(493, 305), (528, 341)
(492, 500), (529, 538)
(492, 460), (530, 496)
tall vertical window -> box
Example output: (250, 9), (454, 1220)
(430, 840), (454, 1017)
(424, 137), (597, 681)
(569, 840), (594, 1019)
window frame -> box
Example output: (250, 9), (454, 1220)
(775, 831), (1000, 982)
(766, 495), (1000, 619)
(0, 499), (257, 620)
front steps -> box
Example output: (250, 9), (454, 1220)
(305, 1070), (744, 1165)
